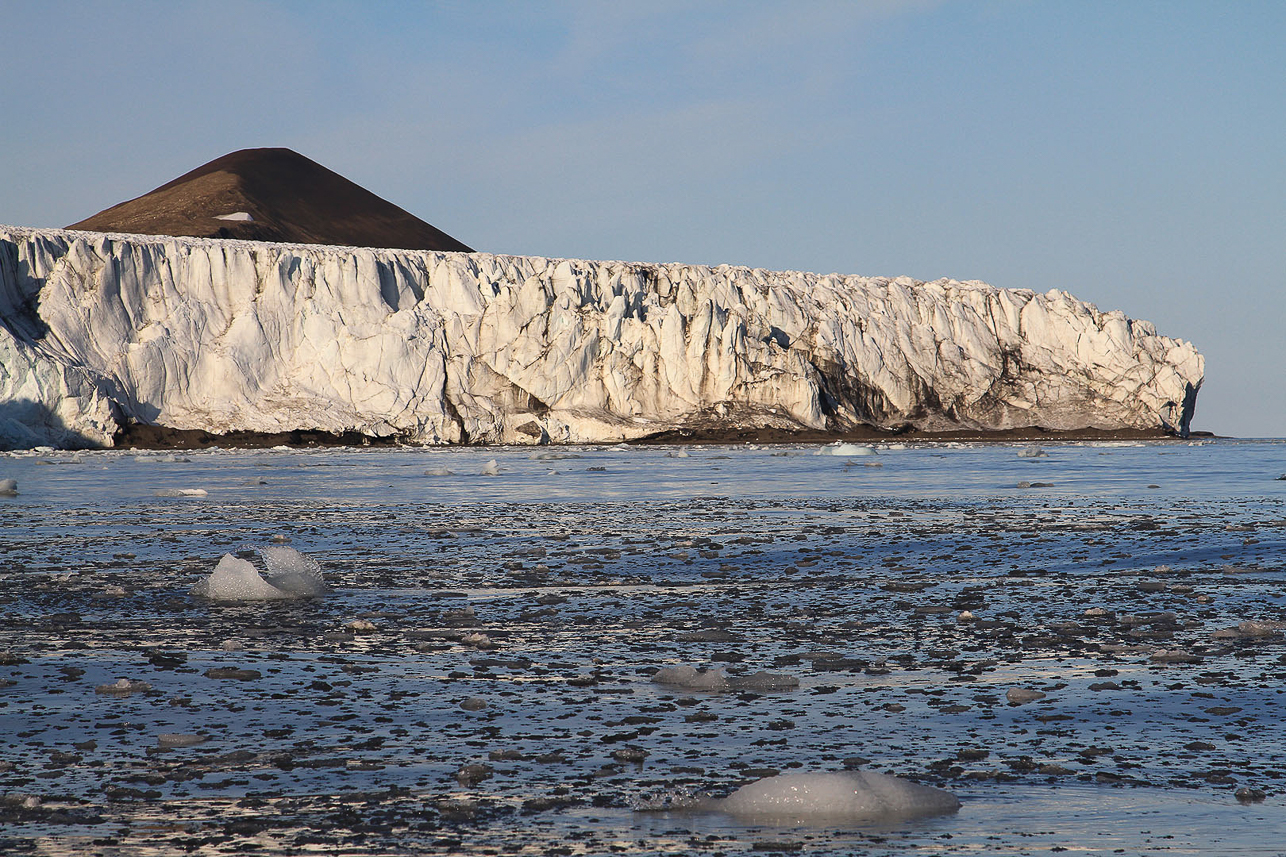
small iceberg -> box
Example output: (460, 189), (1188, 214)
(715, 771), (959, 822)
(191, 546), (328, 602)
(0, 478), (16, 496)
(816, 443), (874, 457)
(214, 211), (254, 221)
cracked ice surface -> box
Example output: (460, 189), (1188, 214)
(0, 227), (1203, 448)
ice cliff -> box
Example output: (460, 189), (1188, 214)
(0, 226), (1203, 448)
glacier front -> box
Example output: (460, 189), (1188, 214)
(0, 226), (1203, 449)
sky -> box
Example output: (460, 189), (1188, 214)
(2, 0), (1283, 437)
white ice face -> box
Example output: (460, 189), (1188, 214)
(0, 226), (1204, 449)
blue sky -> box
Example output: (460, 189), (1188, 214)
(3, 1), (1283, 436)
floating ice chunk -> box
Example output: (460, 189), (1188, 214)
(1150, 648), (1202, 664)
(156, 488), (208, 497)
(816, 443), (874, 456)
(463, 632), (498, 649)
(424, 466), (454, 476)
(214, 211), (253, 221)
(652, 664), (730, 691)
(95, 678), (152, 696)
(1017, 447), (1048, 458)
(1006, 687), (1046, 705)
(715, 771), (959, 822)
(258, 546), (327, 597)
(0, 479), (16, 496)
(480, 459), (500, 476)
(191, 547), (327, 601)
(193, 555), (290, 600)
(157, 733), (207, 748)
(1237, 620), (1286, 638)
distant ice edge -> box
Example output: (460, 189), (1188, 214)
(0, 225), (1203, 450)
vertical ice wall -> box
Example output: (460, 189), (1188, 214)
(0, 226), (1203, 448)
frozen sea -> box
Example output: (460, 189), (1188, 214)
(1, 438), (1285, 855)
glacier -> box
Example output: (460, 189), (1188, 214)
(0, 225), (1203, 449)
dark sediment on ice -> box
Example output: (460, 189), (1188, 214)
(112, 422), (404, 450)
(111, 421), (1211, 450)
(634, 424), (1207, 445)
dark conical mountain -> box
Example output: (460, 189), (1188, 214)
(67, 147), (473, 252)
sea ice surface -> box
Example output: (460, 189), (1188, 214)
(714, 771), (960, 822)
(191, 547), (327, 601)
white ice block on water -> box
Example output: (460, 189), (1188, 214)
(715, 771), (960, 822)
(191, 547), (327, 601)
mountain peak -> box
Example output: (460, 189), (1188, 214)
(67, 147), (473, 252)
